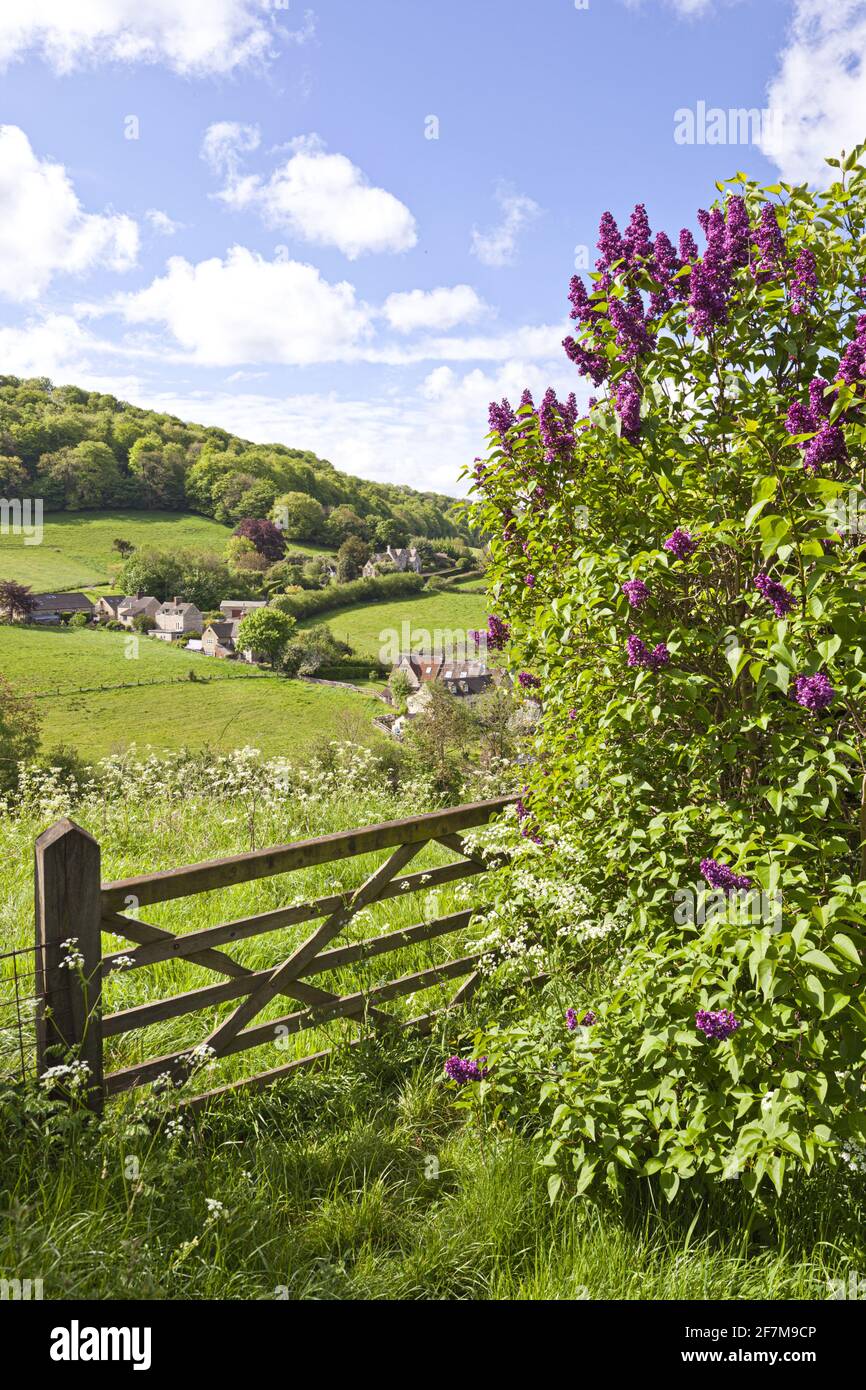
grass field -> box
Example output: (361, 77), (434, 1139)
(1, 770), (862, 1301)
(0, 624), (383, 759)
(0, 511), (333, 593)
(303, 589), (489, 660)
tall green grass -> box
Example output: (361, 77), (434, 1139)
(1, 749), (863, 1300)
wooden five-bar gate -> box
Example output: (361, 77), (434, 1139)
(34, 796), (513, 1111)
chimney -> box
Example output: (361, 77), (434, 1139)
(173, 596), (180, 607)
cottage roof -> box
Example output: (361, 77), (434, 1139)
(119, 595), (157, 614)
(31, 592), (92, 613)
(156, 600), (199, 615)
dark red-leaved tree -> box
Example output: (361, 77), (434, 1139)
(233, 518), (287, 563)
(0, 580), (38, 622)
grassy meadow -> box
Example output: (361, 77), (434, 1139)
(0, 510), (333, 593)
(0, 624), (384, 760)
(1, 757), (863, 1300)
(302, 589), (489, 660)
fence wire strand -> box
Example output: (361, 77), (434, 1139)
(0, 943), (39, 1082)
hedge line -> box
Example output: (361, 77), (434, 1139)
(277, 570), (425, 620)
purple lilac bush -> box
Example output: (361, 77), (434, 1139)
(467, 150), (866, 1199)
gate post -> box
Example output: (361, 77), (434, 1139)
(34, 819), (103, 1112)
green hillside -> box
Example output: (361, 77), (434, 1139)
(0, 375), (470, 542)
(0, 510), (329, 593)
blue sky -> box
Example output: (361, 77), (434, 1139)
(0, 0), (863, 495)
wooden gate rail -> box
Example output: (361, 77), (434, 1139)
(34, 797), (514, 1111)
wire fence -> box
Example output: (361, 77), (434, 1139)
(30, 670), (272, 699)
(0, 943), (39, 1084)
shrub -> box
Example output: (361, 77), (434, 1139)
(69, 611), (90, 628)
(467, 150), (866, 1196)
(270, 571), (424, 621)
(0, 675), (40, 794)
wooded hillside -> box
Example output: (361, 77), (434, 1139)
(0, 376), (470, 541)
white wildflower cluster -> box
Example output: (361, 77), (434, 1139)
(840, 1140), (866, 1174)
(185, 1044), (217, 1070)
(204, 1197), (227, 1219)
(59, 938), (85, 970)
(465, 818), (624, 987)
(1, 763), (89, 820)
(3, 742), (431, 823)
(39, 1059), (91, 1093)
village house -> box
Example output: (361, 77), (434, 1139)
(28, 592), (94, 624)
(93, 594), (125, 622)
(201, 619), (238, 659)
(390, 651), (494, 713)
(362, 545), (422, 579)
(117, 594), (161, 627)
(220, 599), (267, 621)
(201, 618), (263, 664)
(152, 597), (204, 642)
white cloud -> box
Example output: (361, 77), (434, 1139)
(142, 355), (583, 496)
(112, 246), (373, 366)
(201, 121), (261, 178)
(0, 313), (96, 379)
(0, 125), (138, 301)
(382, 285), (486, 333)
(207, 130), (418, 259)
(470, 184), (541, 268)
(365, 320), (570, 367)
(0, 1), (314, 76)
(145, 209), (182, 236)
(760, 1), (866, 185)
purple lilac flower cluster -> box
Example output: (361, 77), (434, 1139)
(563, 204), (686, 439)
(471, 614), (511, 652)
(627, 635), (670, 670)
(537, 387), (579, 464)
(686, 197), (751, 336)
(793, 671), (834, 714)
(518, 672), (541, 690)
(786, 376), (847, 473)
(563, 275), (609, 385)
(700, 858), (752, 894)
(663, 527), (697, 561)
(609, 294), (656, 362)
(790, 248), (818, 316)
(695, 1009), (742, 1041)
(622, 578), (650, 609)
(838, 313), (866, 385)
(444, 1056), (489, 1085)
(488, 398), (516, 452)
(613, 370), (642, 442)
(754, 570), (796, 618)
(752, 203), (787, 282)
(649, 230), (684, 316)
(566, 1008), (598, 1030)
